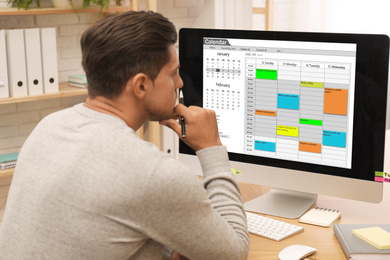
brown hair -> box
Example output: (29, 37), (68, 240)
(80, 11), (177, 99)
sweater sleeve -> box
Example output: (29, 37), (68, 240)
(137, 146), (249, 260)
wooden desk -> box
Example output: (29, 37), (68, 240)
(240, 182), (390, 260)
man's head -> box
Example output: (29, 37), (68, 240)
(80, 11), (178, 99)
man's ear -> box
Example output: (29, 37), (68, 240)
(130, 73), (150, 99)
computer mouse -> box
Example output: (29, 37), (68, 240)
(278, 244), (317, 260)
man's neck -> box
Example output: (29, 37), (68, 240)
(84, 96), (144, 131)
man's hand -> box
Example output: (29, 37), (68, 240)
(171, 251), (189, 260)
(160, 104), (222, 151)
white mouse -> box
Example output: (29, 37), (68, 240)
(278, 244), (317, 260)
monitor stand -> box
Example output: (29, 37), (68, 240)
(244, 188), (318, 219)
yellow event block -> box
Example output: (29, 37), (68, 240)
(352, 227), (390, 249)
(301, 81), (324, 88)
(277, 125), (299, 137)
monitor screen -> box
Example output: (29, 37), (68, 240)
(178, 28), (389, 218)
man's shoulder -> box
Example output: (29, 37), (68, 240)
(38, 104), (81, 124)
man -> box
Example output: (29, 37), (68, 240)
(0, 11), (249, 260)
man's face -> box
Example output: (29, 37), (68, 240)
(145, 44), (183, 121)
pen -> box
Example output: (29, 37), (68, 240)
(179, 90), (186, 138)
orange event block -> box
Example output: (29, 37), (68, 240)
(324, 88), (348, 115)
(255, 109), (276, 116)
(299, 141), (321, 154)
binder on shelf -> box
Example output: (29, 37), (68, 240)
(24, 28), (44, 96)
(40, 27), (59, 94)
(5, 29), (28, 98)
(0, 29), (9, 98)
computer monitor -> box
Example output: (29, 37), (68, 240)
(178, 28), (389, 219)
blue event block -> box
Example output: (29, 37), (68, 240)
(255, 140), (276, 152)
(277, 93), (300, 110)
(323, 130), (346, 148)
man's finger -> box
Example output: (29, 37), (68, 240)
(160, 118), (182, 137)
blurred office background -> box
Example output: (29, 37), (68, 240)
(1, 0), (390, 223)
(0, 0), (389, 169)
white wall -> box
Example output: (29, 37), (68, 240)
(157, 0), (205, 30)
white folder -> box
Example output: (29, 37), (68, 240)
(0, 30), (9, 98)
(5, 29), (28, 98)
(40, 28), (59, 94)
(24, 28), (44, 96)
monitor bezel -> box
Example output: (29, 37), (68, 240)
(178, 28), (389, 184)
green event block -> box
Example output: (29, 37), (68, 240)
(300, 118), (323, 126)
(301, 81), (324, 88)
(256, 69), (277, 80)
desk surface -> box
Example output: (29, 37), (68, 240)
(241, 182), (390, 260)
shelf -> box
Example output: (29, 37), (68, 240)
(0, 6), (132, 16)
(0, 168), (14, 178)
(0, 82), (87, 105)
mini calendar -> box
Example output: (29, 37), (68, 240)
(205, 57), (241, 80)
(204, 88), (241, 111)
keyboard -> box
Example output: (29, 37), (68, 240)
(246, 211), (304, 241)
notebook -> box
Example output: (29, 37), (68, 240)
(0, 152), (19, 170)
(68, 74), (87, 84)
(334, 224), (390, 260)
(299, 207), (341, 227)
